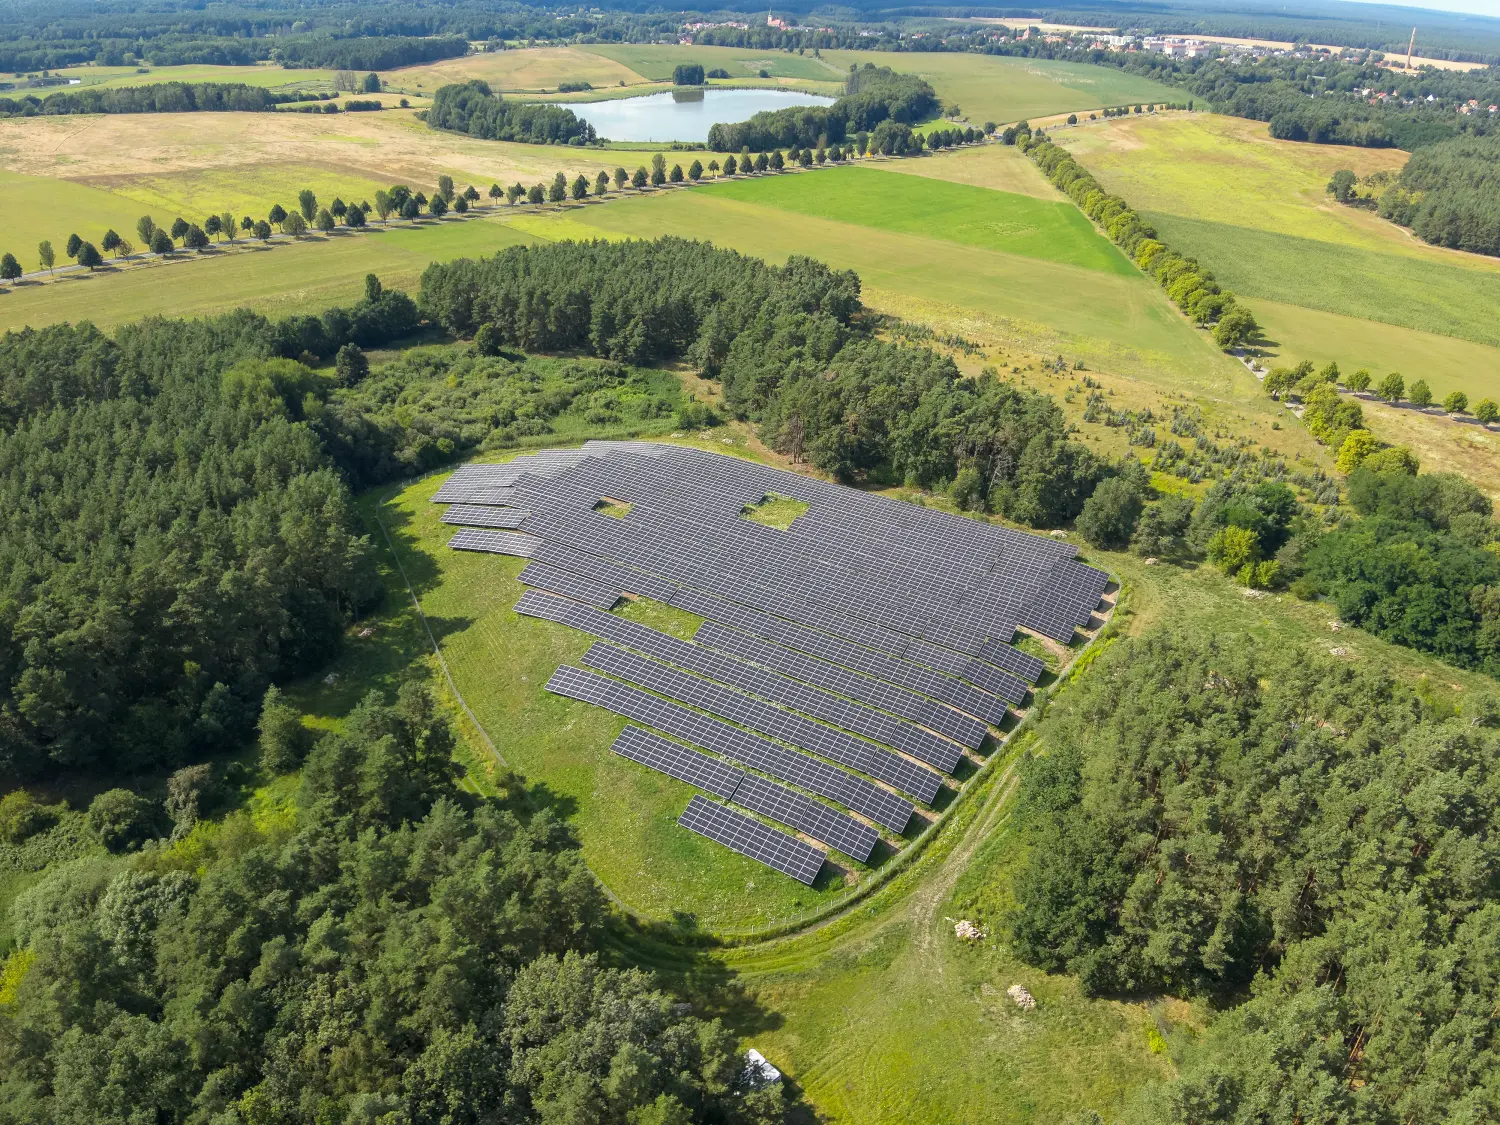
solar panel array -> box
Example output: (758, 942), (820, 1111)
(442, 444), (1110, 882)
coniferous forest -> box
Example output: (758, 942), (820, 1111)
(1007, 630), (1500, 1124)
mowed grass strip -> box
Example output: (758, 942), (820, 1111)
(1148, 211), (1500, 350)
(708, 165), (1135, 274)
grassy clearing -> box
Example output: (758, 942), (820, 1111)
(709, 165), (1135, 274)
(1149, 211), (1500, 350)
(377, 461), (861, 932)
(583, 44), (845, 84)
(0, 216), (537, 334)
(385, 46), (649, 95)
(819, 50), (1181, 125)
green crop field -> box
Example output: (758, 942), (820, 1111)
(386, 45), (651, 95)
(1147, 211), (1500, 350)
(711, 165), (1136, 274)
(1053, 112), (1500, 400)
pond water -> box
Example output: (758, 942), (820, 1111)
(557, 88), (836, 143)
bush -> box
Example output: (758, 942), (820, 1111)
(0, 790), (48, 843)
(474, 323), (502, 356)
(1335, 429), (1377, 473)
(87, 788), (154, 852)
(1360, 445), (1420, 475)
(1445, 390), (1469, 414)
(1477, 398), (1499, 425)
(1076, 476), (1143, 549)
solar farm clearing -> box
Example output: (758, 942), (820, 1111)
(434, 442), (1110, 890)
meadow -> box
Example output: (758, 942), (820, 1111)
(583, 43), (847, 85)
(383, 45), (651, 96)
(1053, 112), (1500, 399)
(14, 60), (340, 92)
(709, 165), (1136, 274)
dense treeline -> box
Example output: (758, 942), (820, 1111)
(419, 238), (1109, 516)
(0, 686), (789, 1124)
(1373, 133), (1500, 257)
(1019, 129), (1258, 350)
(274, 32), (466, 70)
(705, 64), (937, 152)
(1305, 466), (1500, 675)
(0, 280), (426, 783)
(1005, 630), (1500, 1124)
(428, 80), (597, 145)
(0, 81), (280, 118)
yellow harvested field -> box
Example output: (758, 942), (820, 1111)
(383, 46), (649, 94)
(0, 110), (626, 252)
(877, 142), (1062, 200)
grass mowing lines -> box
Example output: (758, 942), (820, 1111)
(707, 165), (1135, 275)
(1147, 211), (1500, 352)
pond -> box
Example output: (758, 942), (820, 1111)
(556, 88), (836, 143)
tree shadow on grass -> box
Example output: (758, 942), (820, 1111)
(370, 492), (444, 599)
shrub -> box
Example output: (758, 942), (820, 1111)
(1207, 525), (1258, 575)
(0, 790), (48, 844)
(1076, 476), (1144, 549)
(1361, 445), (1420, 475)
(87, 789), (154, 852)
(1444, 390), (1469, 414)
(1477, 398), (1499, 424)
(1335, 429), (1378, 473)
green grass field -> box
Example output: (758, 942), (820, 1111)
(1147, 211), (1500, 350)
(820, 51), (1181, 125)
(24, 61), (339, 92)
(712, 165), (1135, 274)
(1053, 112), (1500, 401)
(0, 216), (537, 333)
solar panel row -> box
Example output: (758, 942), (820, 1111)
(679, 796), (824, 885)
(610, 727), (877, 861)
(545, 665), (913, 831)
(447, 529), (541, 558)
(515, 588), (963, 771)
(517, 561), (622, 610)
(581, 642), (943, 805)
(442, 504), (533, 529)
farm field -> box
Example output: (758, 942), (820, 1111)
(709, 165), (1136, 274)
(0, 109), (620, 269)
(13, 60), (340, 92)
(876, 139), (1062, 199)
(0, 216), (537, 332)
(531, 174), (1257, 400)
(1053, 112), (1500, 398)
(583, 43), (846, 85)
(384, 45), (649, 95)
(818, 50), (1181, 125)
